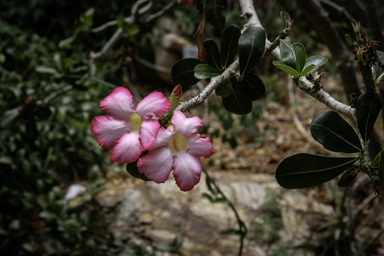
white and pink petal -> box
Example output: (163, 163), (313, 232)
(147, 127), (173, 151)
(111, 132), (143, 163)
(138, 147), (173, 183)
(136, 92), (171, 120)
(187, 134), (215, 159)
(91, 116), (129, 149)
(171, 110), (204, 136)
(100, 87), (134, 118)
(173, 152), (202, 192)
(139, 119), (160, 149)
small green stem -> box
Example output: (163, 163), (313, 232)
(203, 169), (247, 256)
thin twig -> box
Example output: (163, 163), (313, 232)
(36, 85), (73, 105)
(136, 56), (171, 73)
(203, 169), (247, 256)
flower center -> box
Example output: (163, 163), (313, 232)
(168, 133), (187, 154)
(128, 113), (142, 131)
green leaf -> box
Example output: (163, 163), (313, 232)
(280, 11), (291, 28)
(59, 37), (75, 49)
(202, 192), (214, 202)
(171, 58), (203, 87)
(239, 27), (266, 77)
(276, 153), (359, 189)
(238, 73), (265, 101)
(356, 93), (384, 143)
(345, 34), (355, 46)
(222, 79), (252, 114)
(194, 64), (222, 79)
(53, 53), (63, 72)
(220, 25), (241, 69)
(303, 56), (328, 74)
(216, 81), (231, 97)
(338, 167), (357, 187)
(204, 0), (228, 28)
(310, 110), (362, 153)
(293, 43), (306, 73)
(371, 150), (384, 183)
(300, 64), (316, 76)
(126, 159), (151, 181)
(203, 40), (222, 70)
(35, 65), (58, 75)
(272, 61), (300, 78)
(279, 40), (296, 69)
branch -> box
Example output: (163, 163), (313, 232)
(299, 76), (355, 118)
(176, 60), (238, 111)
(319, 0), (357, 25)
(90, 0), (172, 61)
(90, 0), (148, 33)
(36, 85), (73, 106)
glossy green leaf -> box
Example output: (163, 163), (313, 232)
(338, 167), (357, 187)
(222, 80), (252, 114)
(272, 61), (300, 78)
(220, 25), (241, 69)
(238, 73), (265, 101)
(276, 153), (358, 189)
(356, 93), (384, 143)
(310, 110), (362, 153)
(293, 43), (306, 73)
(279, 40), (296, 69)
(204, 39), (222, 70)
(194, 64), (221, 79)
(345, 34), (354, 46)
(303, 56), (328, 74)
(239, 27), (266, 77)
(171, 58), (202, 87)
(216, 81), (231, 97)
(280, 11), (291, 28)
(126, 160), (151, 181)
(204, 0), (228, 28)
(300, 64), (316, 76)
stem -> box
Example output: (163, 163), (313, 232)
(203, 169), (247, 256)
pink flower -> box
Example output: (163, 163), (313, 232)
(181, 0), (193, 5)
(137, 110), (215, 191)
(91, 87), (170, 163)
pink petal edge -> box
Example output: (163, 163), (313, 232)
(139, 119), (160, 149)
(91, 115), (129, 149)
(136, 92), (171, 120)
(138, 147), (173, 183)
(173, 152), (202, 192)
(111, 132), (143, 163)
(187, 134), (215, 159)
(100, 87), (134, 119)
(171, 110), (204, 136)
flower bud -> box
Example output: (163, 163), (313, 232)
(169, 84), (182, 112)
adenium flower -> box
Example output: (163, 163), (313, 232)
(91, 87), (170, 163)
(181, 0), (193, 5)
(137, 110), (215, 191)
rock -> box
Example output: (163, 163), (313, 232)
(95, 168), (336, 255)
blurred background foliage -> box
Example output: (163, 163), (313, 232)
(1, 0), (383, 255)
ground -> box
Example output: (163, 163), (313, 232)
(93, 74), (384, 255)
